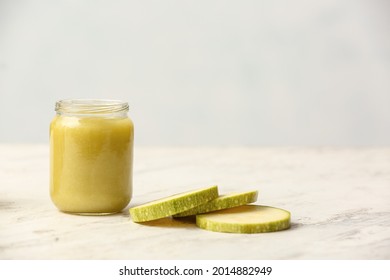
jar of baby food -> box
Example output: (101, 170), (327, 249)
(50, 99), (134, 215)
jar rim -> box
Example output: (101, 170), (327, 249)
(55, 99), (129, 115)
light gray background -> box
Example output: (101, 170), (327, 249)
(0, 0), (389, 145)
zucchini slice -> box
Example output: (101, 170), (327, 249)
(174, 190), (258, 217)
(196, 205), (290, 233)
(130, 185), (218, 222)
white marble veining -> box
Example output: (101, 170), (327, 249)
(0, 145), (389, 259)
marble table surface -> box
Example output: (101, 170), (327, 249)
(0, 145), (389, 260)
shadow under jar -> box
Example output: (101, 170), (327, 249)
(50, 99), (134, 215)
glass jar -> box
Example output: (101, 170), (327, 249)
(50, 99), (134, 215)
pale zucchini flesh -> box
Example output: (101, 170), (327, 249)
(196, 205), (290, 233)
(130, 186), (218, 222)
(174, 190), (258, 217)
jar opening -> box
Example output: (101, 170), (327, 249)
(55, 99), (129, 115)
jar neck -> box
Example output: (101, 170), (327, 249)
(55, 99), (129, 117)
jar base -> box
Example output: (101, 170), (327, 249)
(61, 211), (122, 216)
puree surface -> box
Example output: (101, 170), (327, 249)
(50, 115), (134, 214)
